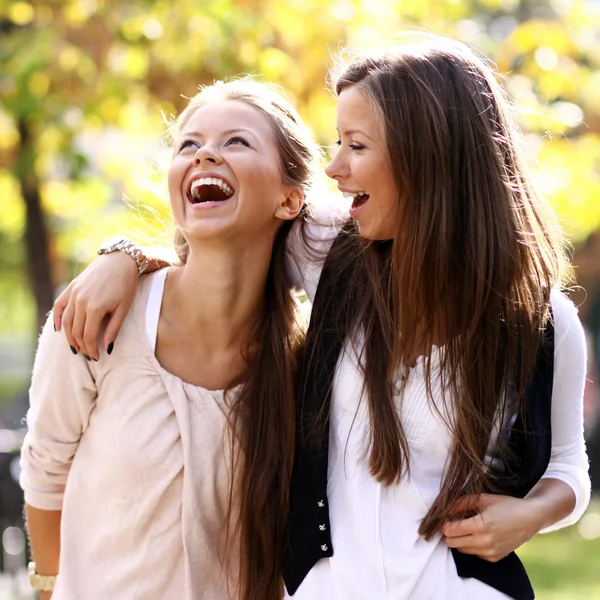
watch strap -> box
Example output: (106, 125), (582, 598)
(28, 562), (57, 591)
(98, 238), (149, 275)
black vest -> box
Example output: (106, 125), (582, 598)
(283, 225), (554, 600)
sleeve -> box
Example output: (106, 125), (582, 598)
(285, 199), (348, 302)
(539, 289), (591, 532)
(19, 314), (98, 511)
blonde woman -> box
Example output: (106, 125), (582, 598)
(21, 79), (319, 600)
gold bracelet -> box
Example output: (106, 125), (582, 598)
(28, 562), (57, 591)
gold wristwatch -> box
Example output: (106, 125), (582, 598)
(97, 237), (149, 275)
(28, 562), (57, 591)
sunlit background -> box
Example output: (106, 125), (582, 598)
(1, 0), (599, 598)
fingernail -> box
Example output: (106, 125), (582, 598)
(70, 346), (77, 355)
(107, 342), (114, 355)
(53, 323), (56, 332)
(83, 354), (91, 361)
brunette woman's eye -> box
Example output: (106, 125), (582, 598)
(335, 139), (341, 146)
(225, 136), (250, 147)
(349, 143), (365, 151)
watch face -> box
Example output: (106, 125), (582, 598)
(99, 237), (126, 253)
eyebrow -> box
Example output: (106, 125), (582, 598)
(337, 127), (375, 141)
(181, 128), (257, 138)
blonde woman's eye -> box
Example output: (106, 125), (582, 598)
(226, 136), (250, 147)
(177, 139), (199, 152)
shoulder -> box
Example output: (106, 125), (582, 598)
(288, 198), (347, 258)
(549, 288), (579, 337)
(32, 313), (98, 392)
(549, 288), (586, 365)
(303, 197), (349, 242)
(100, 268), (167, 355)
(286, 199), (349, 300)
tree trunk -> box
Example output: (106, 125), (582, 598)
(16, 118), (54, 332)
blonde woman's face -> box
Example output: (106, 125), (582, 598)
(325, 86), (399, 240)
(168, 100), (297, 244)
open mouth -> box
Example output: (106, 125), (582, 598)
(188, 177), (234, 204)
(343, 191), (370, 209)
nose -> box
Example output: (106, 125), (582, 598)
(325, 148), (347, 181)
(193, 144), (223, 166)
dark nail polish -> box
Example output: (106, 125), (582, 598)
(107, 342), (114, 355)
(70, 346), (77, 355)
(83, 354), (91, 361)
(92, 357), (98, 362)
(53, 323), (56, 332)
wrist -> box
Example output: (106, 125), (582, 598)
(98, 248), (140, 274)
(98, 237), (149, 275)
(28, 562), (57, 592)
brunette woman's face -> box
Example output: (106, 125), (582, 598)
(325, 86), (399, 240)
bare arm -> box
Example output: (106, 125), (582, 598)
(53, 248), (172, 360)
(25, 505), (61, 600)
(524, 477), (576, 530)
(441, 478), (575, 562)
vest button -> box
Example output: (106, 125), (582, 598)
(317, 500), (325, 507)
(321, 544), (328, 552)
(319, 524), (326, 531)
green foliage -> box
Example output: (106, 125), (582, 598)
(1, 0), (600, 334)
(519, 497), (600, 598)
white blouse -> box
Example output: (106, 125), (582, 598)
(20, 270), (239, 600)
(285, 204), (590, 600)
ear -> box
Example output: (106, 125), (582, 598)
(275, 186), (304, 221)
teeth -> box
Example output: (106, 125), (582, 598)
(342, 191), (367, 199)
(190, 177), (234, 197)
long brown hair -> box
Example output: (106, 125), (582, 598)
(169, 79), (320, 599)
(324, 34), (567, 538)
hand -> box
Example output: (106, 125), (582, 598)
(53, 252), (139, 359)
(441, 493), (543, 562)
(39, 591), (53, 600)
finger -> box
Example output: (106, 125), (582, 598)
(102, 305), (128, 353)
(450, 545), (496, 559)
(70, 296), (88, 357)
(465, 548), (505, 563)
(444, 533), (475, 548)
(82, 306), (106, 360)
(53, 285), (73, 332)
(61, 297), (79, 354)
(442, 513), (487, 537)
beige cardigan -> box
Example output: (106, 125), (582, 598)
(20, 270), (239, 600)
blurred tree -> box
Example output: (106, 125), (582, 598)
(0, 0), (346, 332)
(1, 0), (600, 337)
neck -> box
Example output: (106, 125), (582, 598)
(164, 235), (276, 353)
